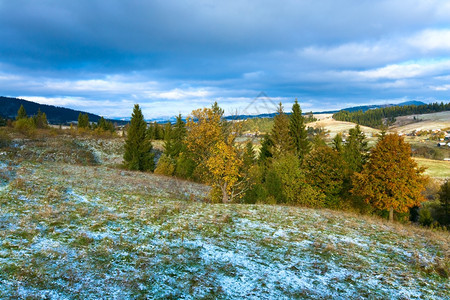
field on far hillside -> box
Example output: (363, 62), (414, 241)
(390, 111), (450, 134)
(307, 115), (380, 140)
(0, 133), (449, 299)
(415, 157), (450, 180)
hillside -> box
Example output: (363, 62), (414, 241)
(307, 114), (380, 140)
(0, 96), (127, 125)
(0, 131), (448, 299)
(390, 111), (450, 134)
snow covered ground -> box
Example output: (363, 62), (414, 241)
(0, 135), (448, 299)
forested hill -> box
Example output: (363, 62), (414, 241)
(333, 102), (450, 128)
(0, 96), (127, 125)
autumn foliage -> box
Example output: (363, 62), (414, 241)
(352, 134), (427, 221)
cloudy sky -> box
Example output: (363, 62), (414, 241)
(1, 0), (449, 119)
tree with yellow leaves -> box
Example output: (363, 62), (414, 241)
(352, 133), (427, 222)
(185, 103), (244, 202)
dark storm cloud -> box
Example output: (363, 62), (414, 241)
(0, 0), (449, 117)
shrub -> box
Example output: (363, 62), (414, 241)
(14, 118), (36, 136)
(419, 207), (434, 227)
(154, 155), (175, 176)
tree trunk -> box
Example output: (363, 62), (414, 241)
(221, 183), (229, 203)
(389, 207), (394, 222)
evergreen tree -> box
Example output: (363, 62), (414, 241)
(33, 109), (48, 128)
(258, 134), (273, 163)
(123, 104), (155, 171)
(242, 141), (256, 170)
(438, 180), (450, 226)
(78, 113), (89, 129)
(343, 125), (368, 173)
(270, 102), (294, 157)
(289, 99), (310, 159)
(16, 104), (27, 120)
(332, 133), (343, 152)
(170, 114), (187, 158)
(304, 146), (347, 209)
(352, 134), (427, 222)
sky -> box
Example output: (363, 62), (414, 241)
(1, 0), (450, 119)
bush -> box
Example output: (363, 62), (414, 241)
(0, 129), (11, 148)
(14, 118), (36, 136)
(419, 207), (434, 227)
(174, 154), (196, 179)
(154, 155), (175, 176)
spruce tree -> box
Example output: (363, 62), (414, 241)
(258, 133), (273, 163)
(166, 114), (186, 158)
(123, 104), (155, 171)
(289, 99), (310, 159)
(34, 109), (48, 128)
(270, 102), (293, 157)
(78, 113), (89, 129)
(332, 133), (343, 152)
(343, 125), (368, 173)
(16, 104), (27, 120)
(438, 180), (450, 226)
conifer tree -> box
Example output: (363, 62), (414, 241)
(33, 109), (48, 128)
(343, 125), (368, 173)
(242, 141), (255, 170)
(123, 104), (154, 171)
(170, 114), (187, 158)
(16, 104), (27, 120)
(289, 99), (310, 159)
(258, 133), (273, 163)
(352, 134), (427, 222)
(332, 133), (343, 152)
(304, 146), (346, 208)
(270, 102), (293, 157)
(78, 113), (89, 129)
(438, 180), (450, 225)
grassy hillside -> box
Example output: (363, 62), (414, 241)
(0, 132), (448, 299)
(415, 157), (450, 180)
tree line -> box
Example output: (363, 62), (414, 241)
(122, 101), (450, 224)
(333, 102), (450, 128)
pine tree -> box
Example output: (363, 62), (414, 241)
(123, 104), (154, 171)
(332, 133), (343, 152)
(289, 99), (310, 159)
(438, 180), (450, 226)
(16, 104), (27, 120)
(33, 109), (48, 128)
(170, 114), (187, 158)
(343, 125), (368, 173)
(304, 146), (346, 208)
(78, 113), (89, 129)
(352, 134), (427, 222)
(270, 102), (294, 157)
(242, 141), (255, 170)
(258, 133), (273, 163)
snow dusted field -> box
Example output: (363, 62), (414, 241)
(0, 135), (449, 299)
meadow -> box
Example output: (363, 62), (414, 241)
(0, 132), (448, 299)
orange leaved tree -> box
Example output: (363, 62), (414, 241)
(352, 133), (427, 222)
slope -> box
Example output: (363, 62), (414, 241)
(0, 133), (448, 299)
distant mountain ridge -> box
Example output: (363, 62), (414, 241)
(0, 96), (127, 125)
(0, 96), (430, 124)
(222, 100), (427, 121)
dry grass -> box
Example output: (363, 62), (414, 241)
(415, 157), (450, 180)
(308, 115), (380, 139)
(390, 111), (450, 134)
(0, 132), (449, 299)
